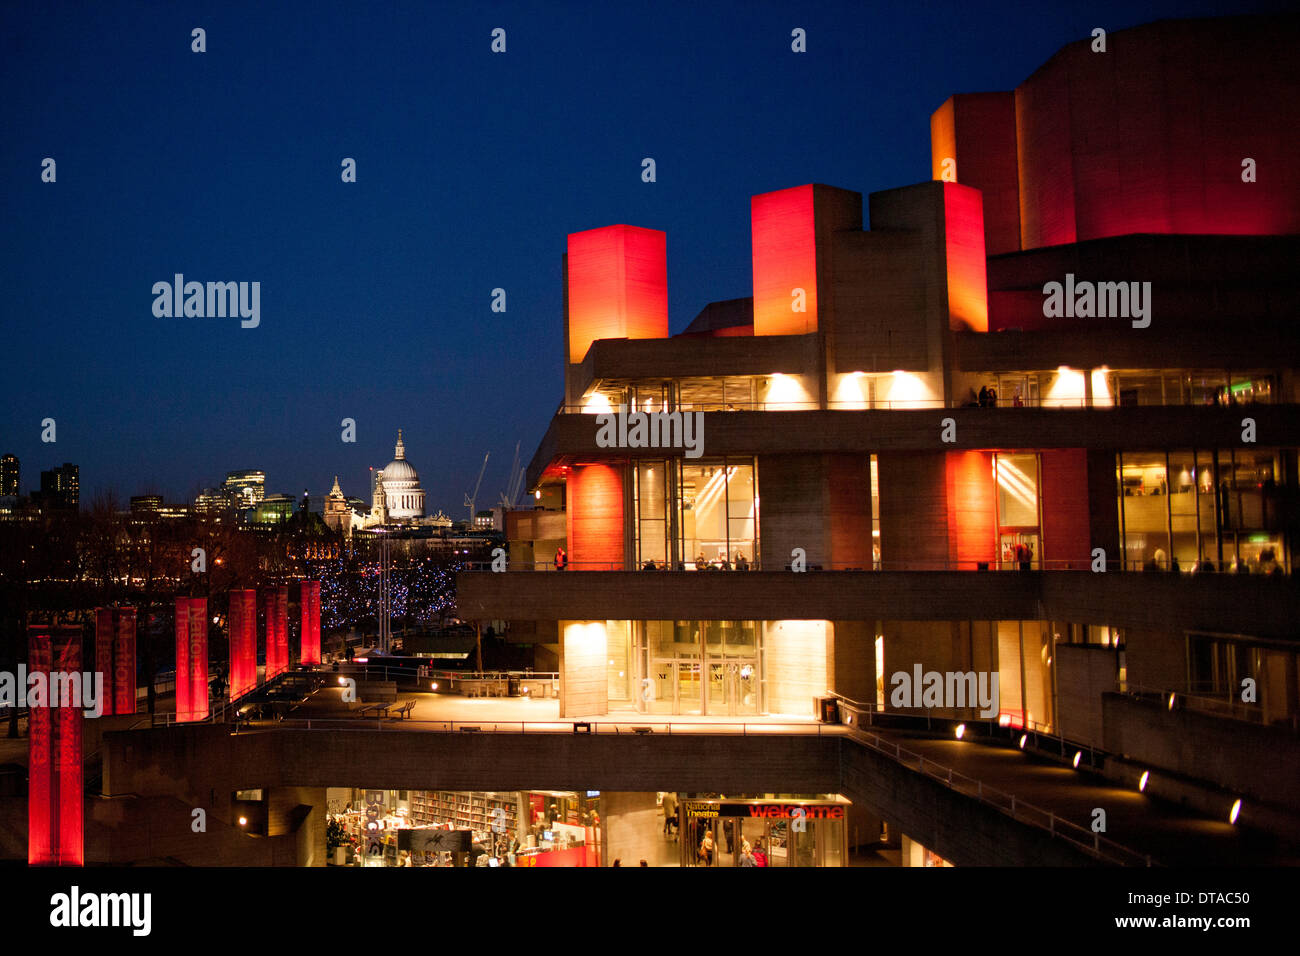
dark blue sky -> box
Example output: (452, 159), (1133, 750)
(1, 0), (1283, 514)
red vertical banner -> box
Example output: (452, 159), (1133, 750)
(242, 589), (257, 693)
(27, 628), (53, 865)
(310, 581), (321, 664)
(27, 626), (83, 866)
(53, 629), (84, 866)
(274, 586), (289, 677)
(300, 583), (311, 664)
(261, 590), (275, 680)
(94, 609), (115, 717)
(113, 607), (136, 716)
(175, 597), (192, 721)
(227, 594), (243, 703)
(187, 598), (208, 721)
(300, 580), (321, 665)
(229, 589), (257, 699)
(228, 590), (244, 702)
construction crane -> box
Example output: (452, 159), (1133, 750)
(498, 441), (525, 510)
(464, 452), (489, 521)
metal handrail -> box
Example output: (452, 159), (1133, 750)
(832, 699), (1151, 866)
(463, 560), (1118, 572)
(1119, 683), (1290, 729)
(332, 664), (559, 684)
(253, 717), (836, 737)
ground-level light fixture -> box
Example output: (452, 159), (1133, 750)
(1018, 734), (1027, 749)
(238, 817), (248, 827)
(954, 723), (966, 739)
(1072, 751), (1083, 768)
(1139, 771), (1150, 792)
(430, 682), (438, 691)
(1168, 692), (1177, 710)
(1229, 799), (1242, 824)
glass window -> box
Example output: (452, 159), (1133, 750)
(678, 459), (757, 569)
(1119, 452), (1169, 570)
(635, 462), (668, 568)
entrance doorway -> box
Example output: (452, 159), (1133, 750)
(680, 799), (848, 867)
(647, 658), (703, 715)
(707, 659), (760, 716)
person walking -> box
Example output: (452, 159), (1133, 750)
(662, 792), (678, 837)
(698, 829), (715, 867)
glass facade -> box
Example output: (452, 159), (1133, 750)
(635, 620), (762, 716)
(1118, 448), (1288, 573)
(634, 457), (759, 570)
(678, 796), (849, 867)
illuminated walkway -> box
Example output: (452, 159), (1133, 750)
(886, 733), (1295, 866)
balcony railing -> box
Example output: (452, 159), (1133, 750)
(556, 397), (1278, 414)
(1119, 682), (1299, 732)
(832, 695), (1152, 866)
(467, 559), (1136, 572)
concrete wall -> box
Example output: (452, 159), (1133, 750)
(1056, 643), (1118, 748)
(830, 620), (877, 704)
(758, 453), (829, 569)
(559, 620), (609, 717)
(1102, 693), (1300, 812)
(104, 726), (842, 797)
(879, 452), (950, 568)
(763, 620), (829, 716)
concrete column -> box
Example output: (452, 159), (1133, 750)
(559, 620), (609, 718)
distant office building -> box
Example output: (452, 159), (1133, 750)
(0, 454), (17, 496)
(223, 470), (266, 509)
(193, 487), (225, 515)
(128, 495), (189, 519)
(38, 463), (78, 510)
(474, 510), (496, 530)
(250, 493), (295, 525)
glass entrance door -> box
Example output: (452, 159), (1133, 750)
(648, 658), (703, 715)
(706, 659), (760, 715)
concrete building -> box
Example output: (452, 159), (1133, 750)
(456, 13), (1300, 844)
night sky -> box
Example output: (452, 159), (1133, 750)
(1, 0), (1284, 514)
